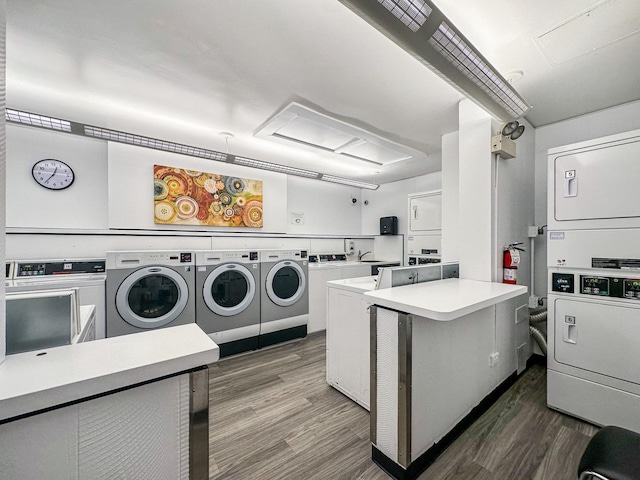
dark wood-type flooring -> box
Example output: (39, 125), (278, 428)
(208, 332), (597, 480)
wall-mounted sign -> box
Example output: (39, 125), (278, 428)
(154, 165), (263, 228)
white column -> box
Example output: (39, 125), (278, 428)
(457, 100), (494, 281)
(441, 131), (459, 263)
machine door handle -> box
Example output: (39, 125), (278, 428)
(564, 170), (578, 198)
(412, 205), (418, 220)
(563, 316), (577, 344)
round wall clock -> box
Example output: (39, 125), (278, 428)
(32, 159), (75, 190)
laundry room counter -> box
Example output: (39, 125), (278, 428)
(364, 278), (526, 320)
(0, 323), (219, 422)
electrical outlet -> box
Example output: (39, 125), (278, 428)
(528, 295), (539, 309)
(489, 352), (499, 367)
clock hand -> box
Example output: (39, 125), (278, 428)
(44, 166), (58, 184)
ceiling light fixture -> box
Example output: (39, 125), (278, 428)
(491, 121), (526, 159)
(339, 0), (531, 121)
(320, 174), (379, 190)
(6, 108), (380, 189)
(84, 125), (229, 161)
(5, 108), (72, 132)
(233, 156), (320, 178)
(501, 121), (525, 140)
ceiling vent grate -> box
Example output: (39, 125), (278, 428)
(339, 0), (531, 121)
(255, 102), (426, 167)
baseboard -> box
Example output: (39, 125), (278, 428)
(259, 325), (307, 349)
(219, 336), (260, 358)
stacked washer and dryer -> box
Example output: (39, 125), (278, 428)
(547, 128), (640, 431)
(105, 248), (309, 358)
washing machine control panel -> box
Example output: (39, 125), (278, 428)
(580, 275), (640, 300)
(16, 260), (106, 277)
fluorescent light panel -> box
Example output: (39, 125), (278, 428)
(5, 108), (72, 132)
(320, 174), (379, 190)
(378, 0), (432, 33)
(233, 156), (319, 178)
(339, 0), (531, 120)
(84, 126), (228, 161)
(429, 22), (528, 118)
(5, 108), (379, 190)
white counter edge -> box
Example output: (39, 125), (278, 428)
(0, 323), (219, 422)
(364, 278), (527, 320)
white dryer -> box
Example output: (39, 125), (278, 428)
(106, 251), (196, 337)
(260, 249), (309, 348)
(8, 259), (107, 339)
(195, 250), (261, 358)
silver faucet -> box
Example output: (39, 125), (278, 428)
(358, 250), (372, 261)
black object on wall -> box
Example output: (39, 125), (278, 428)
(380, 216), (398, 235)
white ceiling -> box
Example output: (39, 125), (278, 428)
(7, 0), (640, 185)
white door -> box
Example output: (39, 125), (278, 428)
(554, 297), (640, 385)
(409, 194), (442, 232)
(553, 140), (640, 222)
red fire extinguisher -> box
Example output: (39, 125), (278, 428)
(503, 243), (524, 284)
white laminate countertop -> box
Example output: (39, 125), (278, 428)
(0, 323), (219, 422)
(364, 278), (527, 321)
(309, 260), (397, 270)
(327, 275), (379, 294)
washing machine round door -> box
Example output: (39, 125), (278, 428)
(266, 261), (306, 307)
(203, 263), (256, 316)
(116, 266), (189, 328)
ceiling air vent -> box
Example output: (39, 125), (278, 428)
(254, 102), (425, 167)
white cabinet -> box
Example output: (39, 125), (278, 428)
(308, 264), (372, 333)
(326, 285), (372, 410)
(309, 268), (343, 333)
(0, 374), (189, 480)
(409, 190), (442, 233)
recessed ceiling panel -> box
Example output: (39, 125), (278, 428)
(274, 116), (357, 151)
(535, 0), (640, 65)
(255, 102), (426, 167)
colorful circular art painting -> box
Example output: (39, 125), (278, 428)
(153, 165), (263, 228)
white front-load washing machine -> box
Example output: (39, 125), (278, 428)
(260, 249), (308, 348)
(106, 251), (196, 337)
(195, 250), (261, 358)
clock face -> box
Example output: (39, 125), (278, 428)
(32, 159), (75, 190)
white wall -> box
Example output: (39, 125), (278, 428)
(5, 126), (384, 261)
(441, 131), (459, 263)
(361, 171), (442, 236)
(533, 99), (640, 299)
(6, 124), (108, 229)
(108, 142), (288, 233)
(286, 176), (362, 236)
